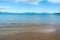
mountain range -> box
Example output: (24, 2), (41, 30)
(0, 12), (60, 15)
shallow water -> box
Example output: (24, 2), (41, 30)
(0, 14), (60, 24)
(0, 13), (60, 40)
(0, 13), (60, 31)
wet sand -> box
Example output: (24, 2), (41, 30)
(0, 24), (60, 40)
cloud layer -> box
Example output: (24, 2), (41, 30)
(15, 0), (44, 5)
(0, 0), (60, 13)
(0, 0), (42, 5)
(0, 6), (11, 9)
(48, 0), (60, 3)
(0, 0), (60, 5)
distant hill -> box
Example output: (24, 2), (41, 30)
(1, 12), (59, 15)
(54, 13), (60, 14)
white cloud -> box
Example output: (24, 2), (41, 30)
(48, 0), (60, 3)
(0, 0), (43, 5)
(14, 0), (41, 5)
(0, 6), (11, 9)
(0, 0), (12, 2)
(0, 0), (60, 4)
(0, 6), (12, 12)
(0, 6), (42, 13)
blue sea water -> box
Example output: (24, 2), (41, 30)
(0, 13), (60, 35)
(0, 13), (60, 24)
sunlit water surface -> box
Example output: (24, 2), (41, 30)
(0, 14), (60, 24)
(0, 13), (60, 35)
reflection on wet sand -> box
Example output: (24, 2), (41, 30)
(0, 24), (60, 40)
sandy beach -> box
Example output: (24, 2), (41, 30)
(0, 24), (60, 40)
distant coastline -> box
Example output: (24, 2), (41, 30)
(0, 12), (60, 15)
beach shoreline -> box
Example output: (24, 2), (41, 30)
(0, 24), (60, 40)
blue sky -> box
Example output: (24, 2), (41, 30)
(0, 0), (60, 13)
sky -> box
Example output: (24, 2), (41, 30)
(0, 0), (60, 13)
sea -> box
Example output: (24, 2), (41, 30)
(0, 13), (60, 25)
(0, 13), (60, 35)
